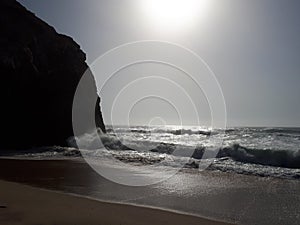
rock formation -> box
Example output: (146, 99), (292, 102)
(0, 0), (106, 149)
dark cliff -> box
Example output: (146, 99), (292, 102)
(0, 0), (106, 149)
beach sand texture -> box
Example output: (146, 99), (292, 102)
(0, 180), (230, 225)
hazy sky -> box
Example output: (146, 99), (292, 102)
(19, 0), (300, 127)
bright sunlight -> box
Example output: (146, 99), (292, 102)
(140, 0), (211, 33)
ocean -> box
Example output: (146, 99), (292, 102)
(3, 126), (300, 179)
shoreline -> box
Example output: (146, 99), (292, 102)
(0, 158), (299, 224)
(0, 179), (230, 225)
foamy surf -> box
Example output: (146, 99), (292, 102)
(1, 126), (300, 179)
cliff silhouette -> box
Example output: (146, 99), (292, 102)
(0, 0), (106, 149)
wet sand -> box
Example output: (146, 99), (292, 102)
(0, 159), (299, 225)
(0, 179), (230, 225)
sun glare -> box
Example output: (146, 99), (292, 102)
(140, 0), (211, 32)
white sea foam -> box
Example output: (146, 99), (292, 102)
(2, 126), (300, 179)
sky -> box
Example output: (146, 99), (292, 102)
(19, 0), (300, 127)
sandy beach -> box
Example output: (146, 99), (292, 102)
(0, 179), (229, 225)
(0, 159), (299, 225)
(1, 1), (299, 225)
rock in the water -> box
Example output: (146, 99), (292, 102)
(0, 0), (106, 149)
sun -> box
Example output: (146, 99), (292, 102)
(140, 0), (211, 32)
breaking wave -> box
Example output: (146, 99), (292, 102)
(217, 144), (300, 169)
(2, 126), (300, 179)
(107, 127), (212, 136)
(70, 132), (300, 170)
